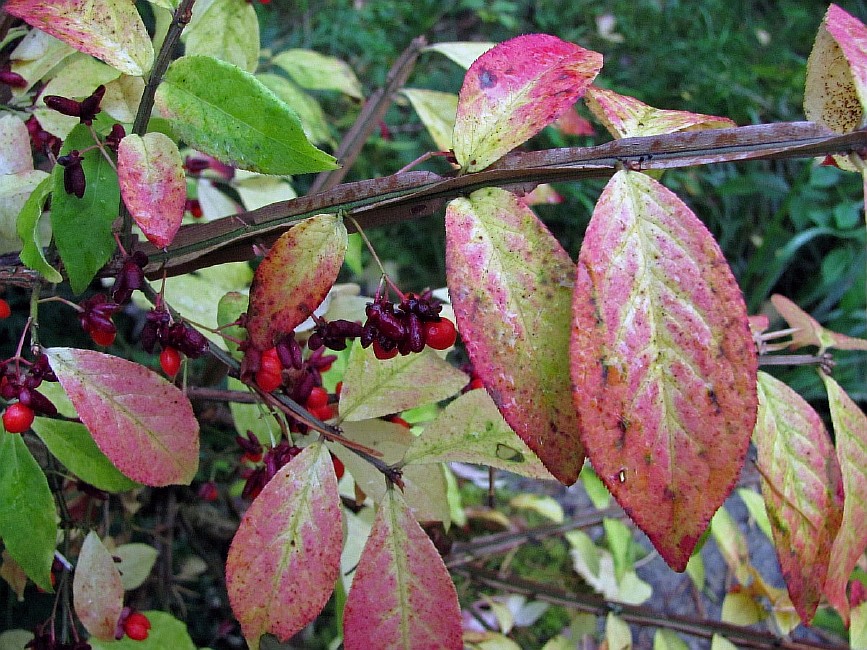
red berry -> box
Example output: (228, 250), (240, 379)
(89, 327), (116, 347)
(0, 299), (10, 319)
(468, 377), (485, 391)
(306, 386), (329, 410)
(123, 611), (151, 641)
(4, 403), (35, 433)
(259, 347), (282, 374)
(255, 369), (282, 392)
(423, 318), (457, 350)
(373, 339), (398, 360)
(242, 450), (263, 464)
(310, 404), (334, 421)
(159, 347), (182, 377)
(331, 453), (345, 480)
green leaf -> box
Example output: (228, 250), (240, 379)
(113, 543), (159, 591)
(50, 124), (119, 294)
(88, 611), (196, 650)
(154, 55), (337, 175)
(736, 487), (772, 540)
(401, 389), (555, 480)
(217, 291), (249, 358)
(183, 0), (260, 73)
(401, 88), (458, 151)
(16, 175), (60, 282)
(257, 73), (332, 146)
(603, 517), (634, 583)
(0, 433), (56, 591)
(272, 49), (363, 99)
(31, 418), (139, 493)
(339, 343), (467, 422)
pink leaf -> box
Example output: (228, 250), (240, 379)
(446, 188), (583, 484)
(226, 443), (342, 650)
(585, 86), (736, 139)
(4, 0), (154, 76)
(754, 371), (843, 622)
(822, 374), (867, 625)
(73, 531), (124, 640)
(452, 34), (602, 172)
(805, 5), (867, 137)
(44, 348), (199, 486)
(343, 488), (462, 650)
(118, 133), (186, 248)
(771, 294), (867, 352)
(571, 170), (757, 571)
(246, 214), (347, 349)
(551, 108), (596, 136)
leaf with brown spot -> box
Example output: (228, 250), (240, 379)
(226, 443), (342, 650)
(571, 170), (757, 571)
(446, 188), (582, 484)
(452, 34), (602, 172)
(246, 214), (347, 349)
(754, 371), (843, 622)
(805, 4), (867, 136)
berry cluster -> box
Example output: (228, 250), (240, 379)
(308, 292), (457, 360)
(25, 116), (61, 158)
(238, 437), (344, 501)
(79, 294), (120, 347)
(2, 354), (58, 433)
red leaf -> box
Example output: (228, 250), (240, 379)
(44, 348), (199, 486)
(585, 86), (735, 139)
(343, 488), (462, 650)
(571, 170), (757, 571)
(118, 133), (186, 248)
(446, 188), (583, 484)
(246, 214), (347, 349)
(4, 0), (153, 76)
(452, 34), (602, 172)
(73, 531), (124, 640)
(226, 443), (342, 650)
(822, 374), (867, 624)
(754, 371), (843, 622)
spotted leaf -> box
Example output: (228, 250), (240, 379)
(73, 532), (124, 640)
(571, 170), (757, 571)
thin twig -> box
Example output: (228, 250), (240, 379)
(457, 566), (849, 650)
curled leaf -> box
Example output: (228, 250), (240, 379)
(226, 443), (342, 650)
(343, 488), (462, 650)
(453, 34), (602, 172)
(771, 294), (867, 352)
(571, 170), (757, 570)
(45, 348), (199, 486)
(118, 133), (186, 248)
(585, 86), (735, 139)
(805, 4), (867, 135)
(246, 214), (347, 349)
(4, 0), (154, 76)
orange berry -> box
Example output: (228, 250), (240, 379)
(89, 328), (116, 347)
(123, 612), (151, 641)
(3, 403), (34, 433)
(159, 347), (182, 377)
